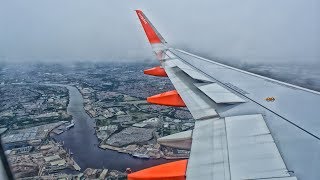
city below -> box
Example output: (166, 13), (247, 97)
(0, 61), (320, 179)
(0, 62), (195, 179)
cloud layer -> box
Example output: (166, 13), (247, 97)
(0, 0), (319, 64)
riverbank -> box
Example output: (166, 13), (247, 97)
(52, 85), (173, 172)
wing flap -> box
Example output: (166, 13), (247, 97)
(187, 114), (293, 180)
(163, 59), (218, 119)
(166, 58), (214, 82)
(187, 118), (230, 180)
(198, 83), (246, 104)
(225, 114), (290, 179)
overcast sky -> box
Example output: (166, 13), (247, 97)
(0, 0), (319, 64)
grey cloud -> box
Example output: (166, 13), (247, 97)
(0, 0), (319, 64)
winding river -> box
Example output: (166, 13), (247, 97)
(53, 85), (170, 172)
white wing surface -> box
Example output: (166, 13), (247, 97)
(132, 10), (320, 180)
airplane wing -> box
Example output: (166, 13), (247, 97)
(129, 10), (320, 180)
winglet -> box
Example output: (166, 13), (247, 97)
(135, 10), (166, 44)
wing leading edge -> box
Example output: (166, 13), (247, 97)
(130, 10), (320, 180)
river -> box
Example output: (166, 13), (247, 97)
(53, 85), (170, 172)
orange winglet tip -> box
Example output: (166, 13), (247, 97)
(144, 66), (167, 77)
(147, 90), (186, 107)
(135, 10), (162, 44)
(128, 160), (187, 180)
